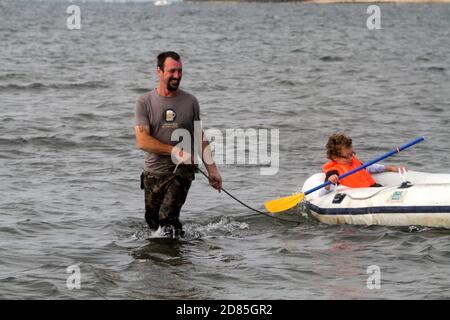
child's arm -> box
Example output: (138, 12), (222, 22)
(367, 164), (385, 174)
(367, 164), (407, 173)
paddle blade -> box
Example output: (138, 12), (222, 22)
(264, 192), (305, 213)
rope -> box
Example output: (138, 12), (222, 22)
(196, 167), (301, 224)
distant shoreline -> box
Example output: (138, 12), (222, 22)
(303, 0), (450, 3)
(187, 0), (450, 3)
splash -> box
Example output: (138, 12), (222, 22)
(124, 217), (250, 243)
(183, 217), (250, 240)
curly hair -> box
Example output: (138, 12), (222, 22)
(326, 133), (353, 160)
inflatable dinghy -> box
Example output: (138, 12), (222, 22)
(302, 171), (450, 229)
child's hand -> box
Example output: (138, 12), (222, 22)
(386, 166), (407, 173)
(328, 174), (339, 184)
(325, 174), (339, 190)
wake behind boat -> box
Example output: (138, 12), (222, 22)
(302, 171), (450, 229)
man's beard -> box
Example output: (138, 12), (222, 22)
(167, 78), (180, 92)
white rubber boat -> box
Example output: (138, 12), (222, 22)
(302, 171), (450, 229)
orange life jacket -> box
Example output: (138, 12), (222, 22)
(322, 156), (377, 188)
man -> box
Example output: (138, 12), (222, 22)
(135, 51), (222, 238)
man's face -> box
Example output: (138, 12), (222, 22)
(158, 57), (182, 92)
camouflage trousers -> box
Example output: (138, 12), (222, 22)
(142, 170), (194, 235)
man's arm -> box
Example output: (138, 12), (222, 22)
(200, 130), (222, 191)
(135, 125), (190, 163)
(135, 125), (173, 155)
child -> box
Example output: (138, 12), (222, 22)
(321, 133), (405, 195)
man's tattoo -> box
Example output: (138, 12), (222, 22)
(138, 125), (149, 133)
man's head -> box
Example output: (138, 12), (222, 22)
(326, 133), (354, 164)
(157, 51), (182, 93)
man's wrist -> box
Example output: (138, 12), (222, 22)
(205, 163), (218, 173)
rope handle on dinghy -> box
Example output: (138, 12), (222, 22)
(398, 167), (408, 183)
(197, 167), (301, 224)
(345, 185), (398, 200)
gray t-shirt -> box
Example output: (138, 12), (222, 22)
(135, 89), (200, 175)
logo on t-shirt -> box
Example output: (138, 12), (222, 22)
(165, 109), (176, 122)
(162, 108), (178, 129)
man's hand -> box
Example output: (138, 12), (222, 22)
(172, 147), (192, 165)
(207, 166), (222, 192)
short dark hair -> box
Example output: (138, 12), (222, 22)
(157, 51), (181, 71)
